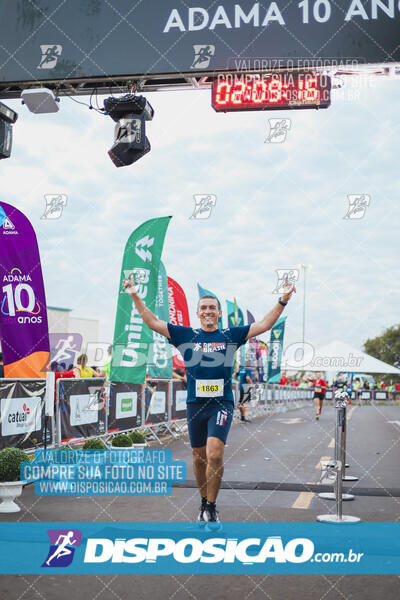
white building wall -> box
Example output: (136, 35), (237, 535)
(47, 308), (70, 333)
(69, 317), (99, 356)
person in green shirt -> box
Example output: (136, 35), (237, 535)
(98, 345), (112, 379)
(353, 378), (362, 405)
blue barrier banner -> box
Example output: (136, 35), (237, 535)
(0, 523), (399, 574)
(21, 449), (186, 496)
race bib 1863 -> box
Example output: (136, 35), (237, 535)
(195, 379), (224, 398)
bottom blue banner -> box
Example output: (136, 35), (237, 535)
(0, 522), (398, 574)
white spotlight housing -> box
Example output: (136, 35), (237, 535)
(21, 88), (59, 114)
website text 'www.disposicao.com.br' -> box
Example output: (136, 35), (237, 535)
(37, 480), (168, 495)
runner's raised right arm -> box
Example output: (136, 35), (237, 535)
(122, 274), (170, 338)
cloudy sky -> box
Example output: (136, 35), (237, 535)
(1, 75), (399, 357)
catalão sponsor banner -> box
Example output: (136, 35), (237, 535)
(0, 202), (50, 378)
(1, 395), (42, 436)
(0, 522), (399, 574)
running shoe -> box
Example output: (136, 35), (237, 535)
(204, 503), (222, 531)
(197, 498), (207, 525)
(315, 414), (319, 420)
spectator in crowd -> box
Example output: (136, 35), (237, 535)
(233, 362), (253, 423)
(280, 372), (289, 386)
(345, 379), (354, 405)
(75, 354), (102, 378)
(172, 367), (187, 388)
(353, 377), (362, 405)
(98, 345), (112, 379)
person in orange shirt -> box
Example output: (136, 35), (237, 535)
(313, 373), (327, 420)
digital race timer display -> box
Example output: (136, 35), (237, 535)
(212, 72), (331, 112)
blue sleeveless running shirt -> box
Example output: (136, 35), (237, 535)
(167, 324), (250, 403)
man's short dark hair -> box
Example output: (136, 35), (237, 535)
(197, 295), (221, 310)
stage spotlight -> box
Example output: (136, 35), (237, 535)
(104, 94), (154, 168)
(0, 101), (18, 160)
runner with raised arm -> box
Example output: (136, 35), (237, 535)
(123, 274), (295, 528)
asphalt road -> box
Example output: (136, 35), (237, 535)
(1, 402), (399, 599)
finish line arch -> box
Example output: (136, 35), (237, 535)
(0, 0), (400, 99)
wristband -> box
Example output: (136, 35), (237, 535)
(278, 297), (287, 307)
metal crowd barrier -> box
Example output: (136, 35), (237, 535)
(325, 388), (394, 402)
(241, 384), (314, 421)
(0, 374), (55, 452)
(317, 390), (360, 523)
(1, 377), (315, 451)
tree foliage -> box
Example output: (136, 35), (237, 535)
(363, 325), (400, 383)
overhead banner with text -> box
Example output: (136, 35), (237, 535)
(0, 202), (50, 378)
(148, 262), (173, 379)
(1, 1), (399, 89)
(168, 276), (190, 370)
(266, 317), (286, 383)
(110, 216), (172, 384)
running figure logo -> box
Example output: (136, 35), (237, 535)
(41, 194), (67, 219)
(191, 45), (215, 69)
(49, 333), (82, 370)
(272, 269), (299, 294)
(42, 529), (82, 567)
(265, 119), (291, 143)
(343, 195), (370, 219)
(37, 45), (62, 69)
(189, 195), (217, 220)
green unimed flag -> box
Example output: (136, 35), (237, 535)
(266, 316), (287, 383)
(110, 216), (172, 384)
(148, 261), (173, 379)
(226, 298), (244, 327)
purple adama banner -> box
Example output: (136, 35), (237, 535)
(0, 202), (50, 378)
